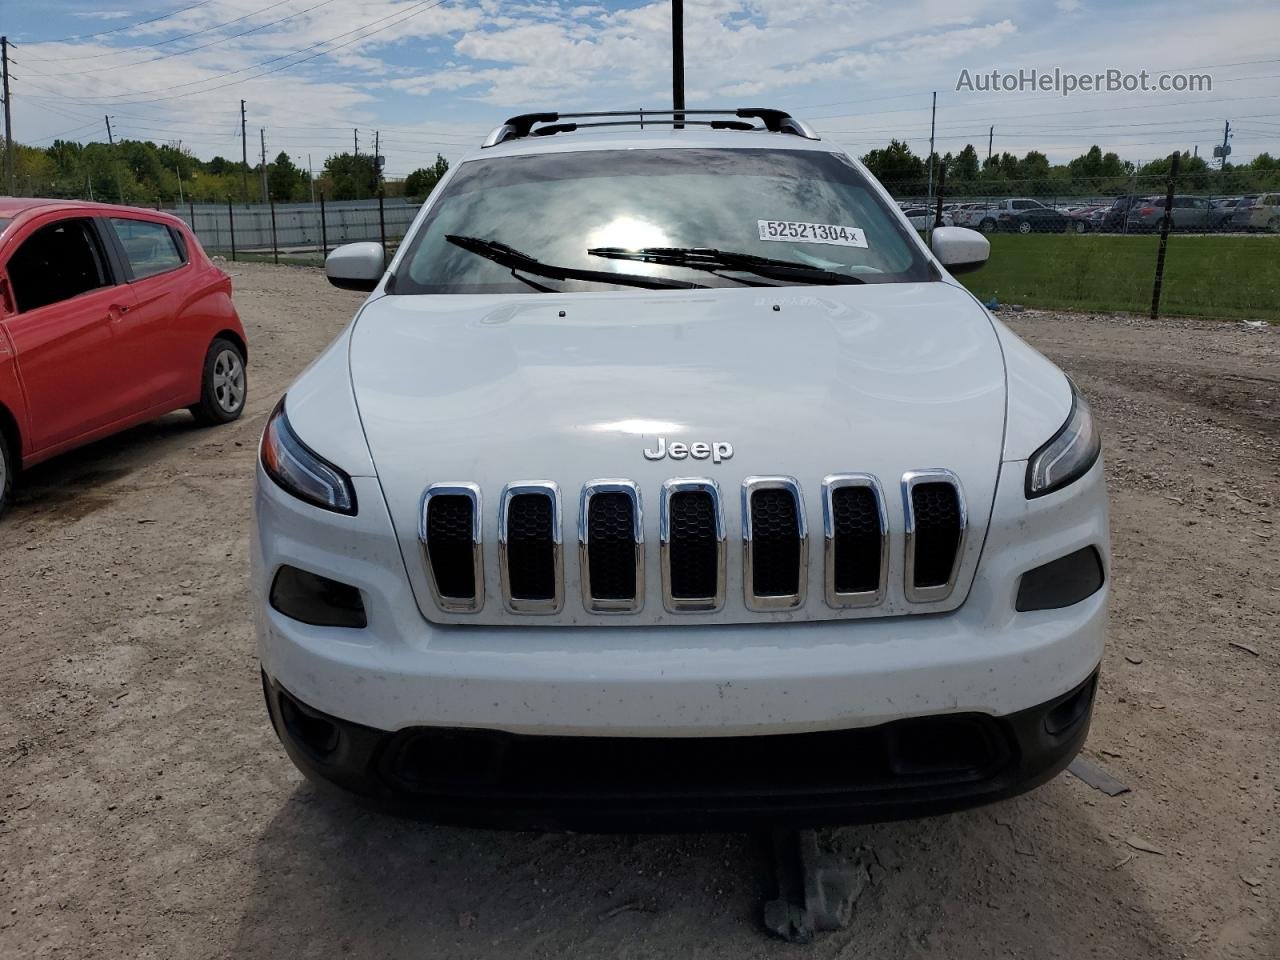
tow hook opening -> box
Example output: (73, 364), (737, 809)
(1044, 674), (1097, 737)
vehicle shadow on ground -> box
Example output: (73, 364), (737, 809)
(231, 778), (1176, 959)
(7, 413), (210, 525)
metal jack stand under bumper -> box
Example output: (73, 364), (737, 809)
(763, 829), (871, 944)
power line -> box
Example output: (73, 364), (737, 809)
(12, 0), (450, 105)
(16, 0), (218, 46)
(19, 0), (341, 75)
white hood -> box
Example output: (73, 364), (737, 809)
(349, 281), (1007, 625)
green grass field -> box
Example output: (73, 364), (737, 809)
(957, 233), (1280, 321)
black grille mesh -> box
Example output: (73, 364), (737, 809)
(750, 488), (801, 597)
(911, 482), (962, 588)
(668, 491), (718, 599)
(587, 492), (637, 601)
(426, 495), (475, 599)
(831, 485), (882, 594)
(506, 493), (555, 600)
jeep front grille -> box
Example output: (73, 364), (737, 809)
(578, 480), (644, 613)
(417, 471), (966, 616)
(660, 479), (726, 613)
(903, 469), (967, 603)
(822, 474), (888, 607)
(741, 477), (808, 610)
(498, 482), (563, 614)
(419, 483), (484, 612)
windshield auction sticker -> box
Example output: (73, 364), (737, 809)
(758, 219), (868, 247)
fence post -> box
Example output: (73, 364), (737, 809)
(1150, 152), (1180, 320)
(933, 161), (947, 232)
(188, 200), (196, 233)
(319, 191), (328, 258)
(227, 196), (237, 262)
(269, 196), (279, 265)
(378, 189), (387, 263)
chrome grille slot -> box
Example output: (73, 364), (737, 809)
(419, 483), (484, 613)
(822, 474), (888, 608)
(415, 469), (971, 618)
(742, 477), (807, 611)
(578, 480), (644, 613)
(902, 470), (967, 603)
(499, 482), (563, 614)
(660, 479), (726, 613)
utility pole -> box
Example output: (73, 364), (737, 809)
(987, 125), (993, 162)
(240, 99), (249, 202)
(308, 153), (315, 203)
(353, 129), (360, 200)
(671, 0), (685, 129)
(1217, 120), (1231, 169)
(1, 36), (13, 196)
(926, 91), (937, 207)
(259, 128), (268, 202)
(105, 115), (124, 203)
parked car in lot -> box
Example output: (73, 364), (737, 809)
(971, 198), (1065, 233)
(951, 202), (990, 227)
(900, 206), (954, 229)
(0, 199), (247, 516)
(1096, 195), (1144, 231)
(253, 107), (1109, 830)
(1125, 195), (1232, 232)
(1065, 204), (1107, 233)
(1230, 193), (1280, 231)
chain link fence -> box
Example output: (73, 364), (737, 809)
(166, 195), (422, 265)
(883, 167), (1280, 321)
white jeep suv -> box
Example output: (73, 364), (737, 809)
(252, 109), (1108, 830)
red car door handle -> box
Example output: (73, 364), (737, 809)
(107, 304), (131, 320)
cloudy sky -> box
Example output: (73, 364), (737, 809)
(4, 0), (1278, 177)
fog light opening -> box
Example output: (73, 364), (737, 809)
(270, 565), (368, 628)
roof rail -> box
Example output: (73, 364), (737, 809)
(481, 108), (820, 148)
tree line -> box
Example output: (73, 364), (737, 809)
(1, 134), (1277, 205)
(0, 138), (450, 205)
(862, 140), (1280, 197)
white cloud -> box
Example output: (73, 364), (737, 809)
(73, 9), (133, 20)
(9, 0), (1280, 166)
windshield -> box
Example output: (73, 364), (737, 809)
(0, 218), (11, 235)
(394, 148), (937, 294)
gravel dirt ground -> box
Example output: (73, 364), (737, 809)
(1, 262), (1276, 959)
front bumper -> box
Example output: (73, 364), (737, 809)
(252, 455), (1108, 737)
(263, 667), (1098, 830)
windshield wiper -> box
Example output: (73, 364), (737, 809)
(587, 247), (866, 285)
(445, 235), (707, 291)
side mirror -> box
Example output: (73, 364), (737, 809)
(325, 242), (385, 292)
(930, 226), (989, 275)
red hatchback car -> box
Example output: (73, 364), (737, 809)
(0, 199), (247, 516)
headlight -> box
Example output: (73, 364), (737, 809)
(260, 398), (357, 514)
(1026, 383), (1101, 498)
